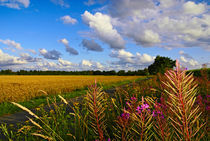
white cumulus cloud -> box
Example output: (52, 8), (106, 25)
(179, 56), (200, 70)
(0, 0), (30, 9)
(183, 1), (206, 15)
(98, 0), (210, 50)
(110, 49), (154, 68)
(60, 15), (77, 24)
(58, 58), (73, 66)
(82, 11), (125, 49)
(0, 49), (26, 67)
(0, 39), (23, 50)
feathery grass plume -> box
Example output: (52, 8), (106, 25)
(131, 97), (153, 141)
(31, 133), (53, 141)
(58, 95), (68, 105)
(162, 60), (205, 140)
(85, 80), (107, 141)
(152, 102), (170, 141)
(38, 90), (48, 96)
(11, 102), (40, 119)
(12, 101), (64, 141)
(113, 108), (133, 141)
(27, 117), (43, 129)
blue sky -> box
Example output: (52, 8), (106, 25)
(0, 0), (209, 71)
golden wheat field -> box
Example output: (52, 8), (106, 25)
(0, 75), (141, 103)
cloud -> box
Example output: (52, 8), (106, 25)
(58, 58), (73, 66)
(98, 0), (210, 50)
(19, 53), (41, 62)
(127, 29), (161, 47)
(183, 1), (206, 15)
(135, 53), (154, 65)
(110, 49), (154, 68)
(27, 49), (36, 54)
(81, 60), (92, 67)
(84, 0), (95, 6)
(179, 50), (193, 59)
(59, 38), (68, 45)
(0, 49), (26, 67)
(59, 38), (79, 55)
(159, 0), (177, 8)
(35, 60), (58, 71)
(108, 0), (154, 18)
(0, 0), (30, 9)
(179, 56), (200, 69)
(60, 15), (77, 24)
(180, 56), (187, 63)
(81, 39), (103, 52)
(35, 59), (104, 71)
(110, 49), (134, 64)
(50, 0), (69, 8)
(65, 46), (79, 55)
(0, 39), (23, 50)
(84, 0), (106, 6)
(39, 49), (61, 60)
(82, 11), (125, 49)
(81, 59), (104, 70)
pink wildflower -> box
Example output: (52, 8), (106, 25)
(131, 96), (137, 101)
(141, 104), (149, 110)
(121, 112), (130, 120)
(136, 106), (141, 114)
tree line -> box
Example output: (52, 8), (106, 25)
(0, 69), (149, 76)
(0, 56), (176, 76)
(1, 56), (207, 76)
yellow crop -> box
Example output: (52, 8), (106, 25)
(0, 75), (141, 103)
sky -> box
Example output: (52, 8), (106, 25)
(0, 0), (209, 71)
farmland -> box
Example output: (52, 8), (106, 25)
(0, 75), (141, 103)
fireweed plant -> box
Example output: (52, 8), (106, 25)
(0, 60), (208, 140)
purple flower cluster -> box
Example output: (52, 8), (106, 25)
(141, 104), (149, 110)
(121, 112), (130, 120)
(131, 96), (137, 101)
(153, 103), (165, 119)
(136, 106), (141, 114)
(136, 103), (150, 114)
(152, 110), (164, 119)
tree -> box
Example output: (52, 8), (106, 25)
(117, 70), (126, 76)
(148, 55), (175, 75)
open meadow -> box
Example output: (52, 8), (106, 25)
(0, 75), (141, 103)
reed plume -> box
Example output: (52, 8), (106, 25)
(162, 60), (205, 140)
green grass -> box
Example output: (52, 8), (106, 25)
(0, 77), (149, 116)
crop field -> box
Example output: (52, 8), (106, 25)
(0, 75), (141, 103)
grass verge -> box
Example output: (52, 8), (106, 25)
(0, 76), (149, 116)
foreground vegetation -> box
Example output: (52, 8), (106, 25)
(0, 60), (209, 140)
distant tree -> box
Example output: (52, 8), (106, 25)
(148, 55), (175, 75)
(117, 70), (126, 76)
(143, 68), (149, 76)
